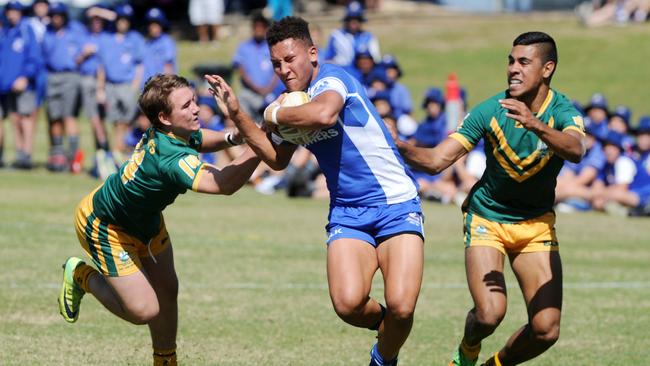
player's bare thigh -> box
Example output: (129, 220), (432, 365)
(327, 238), (378, 313)
(376, 233), (424, 316)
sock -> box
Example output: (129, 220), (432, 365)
(153, 348), (177, 366)
(73, 264), (98, 293)
(482, 352), (503, 366)
(460, 337), (481, 360)
(68, 135), (80, 158)
(51, 136), (65, 156)
(370, 343), (397, 366)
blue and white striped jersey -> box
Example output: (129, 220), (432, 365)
(302, 63), (418, 207)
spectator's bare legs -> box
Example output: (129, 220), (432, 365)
(197, 25), (209, 43)
(496, 251), (562, 364)
(113, 122), (129, 164)
(211, 24), (220, 42)
(90, 115), (109, 150)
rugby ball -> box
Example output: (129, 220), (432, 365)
(276, 91), (319, 145)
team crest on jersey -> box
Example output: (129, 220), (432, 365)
(536, 139), (549, 155)
(12, 38), (24, 53)
(118, 251), (131, 263)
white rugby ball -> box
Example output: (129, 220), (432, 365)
(276, 91), (319, 145)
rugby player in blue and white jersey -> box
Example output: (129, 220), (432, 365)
(207, 16), (423, 366)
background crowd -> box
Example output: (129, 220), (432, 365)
(1, 0), (648, 217)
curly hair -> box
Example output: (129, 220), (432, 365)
(266, 16), (313, 47)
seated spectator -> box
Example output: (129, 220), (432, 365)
(608, 105), (635, 151)
(600, 116), (650, 216)
(591, 130), (637, 214)
(583, 92), (609, 139)
(577, 0), (650, 27)
(324, 1), (381, 68)
(555, 123), (606, 210)
(411, 87), (446, 147)
(346, 50), (376, 85)
(381, 54), (412, 119)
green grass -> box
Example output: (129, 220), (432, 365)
(1, 11), (650, 365)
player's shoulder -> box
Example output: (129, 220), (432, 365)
(310, 63), (355, 96)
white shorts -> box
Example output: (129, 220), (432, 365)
(189, 0), (224, 26)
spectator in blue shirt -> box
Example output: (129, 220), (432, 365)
(232, 12), (277, 123)
(26, 0), (49, 113)
(0, 1), (42, 169)
(346, 50), (376, 86)
(97, 4), (144, 164)
(42, 2), (85, 172)
(412, 87), (447, 148)
(381, 54), (413, 119)
(324, 1), (381, 67)
(608, 105), (635, 152)
(142, 8), (176, 89)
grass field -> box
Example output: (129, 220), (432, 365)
(1, 9), (650, 366)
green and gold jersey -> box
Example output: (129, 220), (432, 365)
(450, 88), (585, 223)
(92, 127), (205, 242)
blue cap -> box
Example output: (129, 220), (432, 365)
(634, 115), (650, 135)
(367, 68), (389, 85)
(354, 49), (373, 61)
(600, 130), (626, 150)
(48, 2), (68, 15)
(369, 89), (391, 103)
(585, 93), (609, 113)
(145, 7), (168, 27)
(344, 1), (366, 22)
(422, 87), (445, 108)
(115, 4), (134, 19)
(611, 105), (631, 126)
(381, 54), (402, 77)
(5, 1), (25, 11)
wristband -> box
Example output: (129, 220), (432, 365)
(270, 105), (281, 125)
(225, 132), (241, 146)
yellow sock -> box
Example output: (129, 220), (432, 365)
(460, 337), (481, 360)
(73, 264), (98, 293)
(153, 348), (177, 366)
(483, 352), (503, 366)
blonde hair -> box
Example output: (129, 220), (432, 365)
(138, 74), (191, 126)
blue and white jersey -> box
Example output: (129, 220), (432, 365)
(324, 29), (380, 68)
(630, 152), (650, 193)
(302, 63), (418, 207)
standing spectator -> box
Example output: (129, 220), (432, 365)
(0, 1), (42, 169)
(324, 1), (381, 68)
(142, 8), (176, 88)
(26, 0), (50, 135)
(97, 4), (144, 165)
(188, 0), (224, 44)
(268, 0), (293, 20)
(78, 5), (115, 179)
(42, 2), (85, 172)
(231, 12), (277, 123)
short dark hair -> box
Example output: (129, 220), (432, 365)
(251, 10), (270, 28)
(139, 74), (191, 127)
(513, 31), (558, 65)
(266, 16), (313, 47)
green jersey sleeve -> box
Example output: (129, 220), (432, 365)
(162, 153), (205, 192)
(450, 102), (490, 151)
(188, 129), (203, 150)
(553, 98), (586, 136)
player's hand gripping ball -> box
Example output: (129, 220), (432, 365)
(267, 91), (319, 145)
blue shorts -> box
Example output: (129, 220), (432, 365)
(325, 197), (425, 247)
(632, 185), (650, 207)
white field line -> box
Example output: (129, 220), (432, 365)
(6, 281), (650, 290)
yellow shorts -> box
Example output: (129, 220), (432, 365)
(462, 211), (559, 255)
(74, 188), (171, 277)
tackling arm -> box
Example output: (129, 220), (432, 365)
(397, 136), (469, 175)
(194, 147), (261, 195)
(198, 128), (243, 153)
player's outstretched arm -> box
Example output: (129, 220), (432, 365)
(264, 90), (343, 130)
(194, 147), (261, 195)
(198, 129), (244, 153)
(205, 74), (296, 170)
(397, 137), (468, 175)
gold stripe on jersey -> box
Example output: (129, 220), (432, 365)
(450, 132), (474, 151)
(563, 126), (586, 136)
(178, 158), (196, 179)
(486, 133), (554, 183)
(535, 89), (554, 117)
(489, 117), (554, 169)
(191, 164), (207, 192)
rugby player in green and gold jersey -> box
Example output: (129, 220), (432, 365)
(58, 74), (261, 366)
(396, 32), (586, 366)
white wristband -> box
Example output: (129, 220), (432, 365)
(270, 105), (281, 125)
(225, 132), (241, 146)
